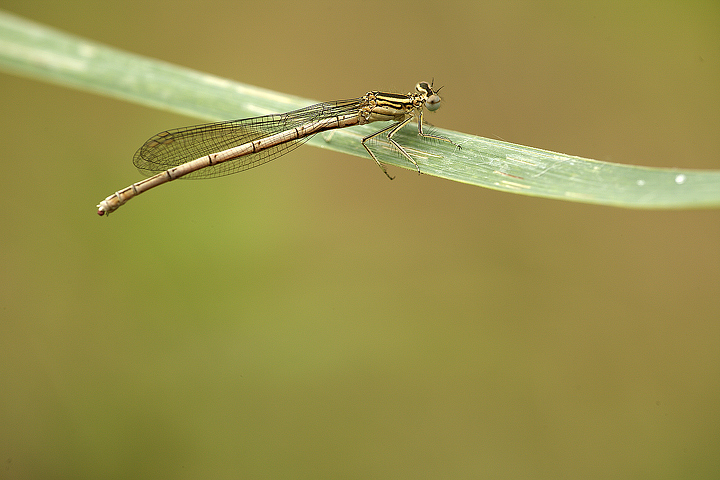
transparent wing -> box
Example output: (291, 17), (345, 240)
(132, 98), (362, 179)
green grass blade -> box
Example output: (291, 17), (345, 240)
(1, 10), (718, 209)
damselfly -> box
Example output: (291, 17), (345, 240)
(96, 81), (459, 216)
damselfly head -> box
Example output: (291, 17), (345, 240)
(416, 80), (443, 111)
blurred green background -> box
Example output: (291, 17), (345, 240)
(1, 1), (719, 478)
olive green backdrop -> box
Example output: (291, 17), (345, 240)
(1, 1), (719, 478)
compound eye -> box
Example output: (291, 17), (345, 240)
(425, 93), (442, 111)
(416, 81), (431, 95)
